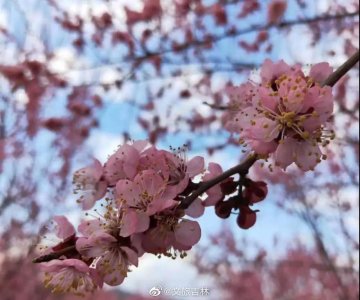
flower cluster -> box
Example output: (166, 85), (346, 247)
(35, 57), (338, 294)
(38, 141), (207, 294)
(223, 60), (335, 171)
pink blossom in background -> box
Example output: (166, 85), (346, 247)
(267, 0), (288, 24)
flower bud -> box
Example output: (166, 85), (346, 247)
(215, 200), (233, 219)
(237, 206), (257, 229)
(244, 181), (268, 203)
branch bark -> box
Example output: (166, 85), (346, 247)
(179, 154), (258, 209)
(32, 245), (76, 263)
(322, 50), (359, 87)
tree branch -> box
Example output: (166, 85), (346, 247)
(179, 154), (258, 209)
(32, 245), (76, 263)
(322, 50), (359, 87)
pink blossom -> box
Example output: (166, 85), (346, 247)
(267, 0), (287, 24)
(223, 60), (335, 171)
(162, 147), (205, 195)
(76, 232), (138, 286)
(53, 215), (76, 240)
(40, 259), (98, 294)
(73, 159), (107, 210)
(116, 170), (178, 236)
(185, 198), (205, 218)
(142, 215), (201, 257)
(76, 206), (140, 286)
(103, 143), (140, 185)
(137, 145), (169, 177)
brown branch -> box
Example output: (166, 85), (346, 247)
(202, 102), (228, 110)
(32, 245), (76, 263)
(322, 50), (359, 87)
(179, 154), (258, 209)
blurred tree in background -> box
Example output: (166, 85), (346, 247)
(0, 0), (358, 299)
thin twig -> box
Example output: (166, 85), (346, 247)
(179, 154), (258, 209)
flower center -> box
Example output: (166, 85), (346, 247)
(279, 111), (296, 127)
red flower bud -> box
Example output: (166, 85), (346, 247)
(237, 206), (257, 229)
(244, 181), (268, 203)
(215, 200), (233, 219)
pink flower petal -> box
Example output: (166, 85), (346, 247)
(258, 86), (279, 111)
(185, 198), (205, 218)
(295, 140), (322, 171)
(147, 198), (178, 215)
(134, 170), (165, 197)
(122, 144), (141, 179)
(40, 259), (90, 273)
(186, 156), (205, 178)
(203, 189), (223, 206)
(104, 144), (140, 184)
(142, 228), (174, 254)
(245, 117), (279, 142)
(132, 140), (149, 152)
(53, 215), (75, 240)
(248, 140), (278, 155)
(102, 270), (125, 286)
(78, 219), (101, 236)
(119, 209), (150, 237)
(121, 246), (139, 267)
(260, 59), (291, 83)
(116, 180), (140, 207)
(174, 220), (201, 247)
(77, 232), (117, 257)
(309, 62), (333, 83)
(274, 138), (297, 170)
(130, 234), (145, 257)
